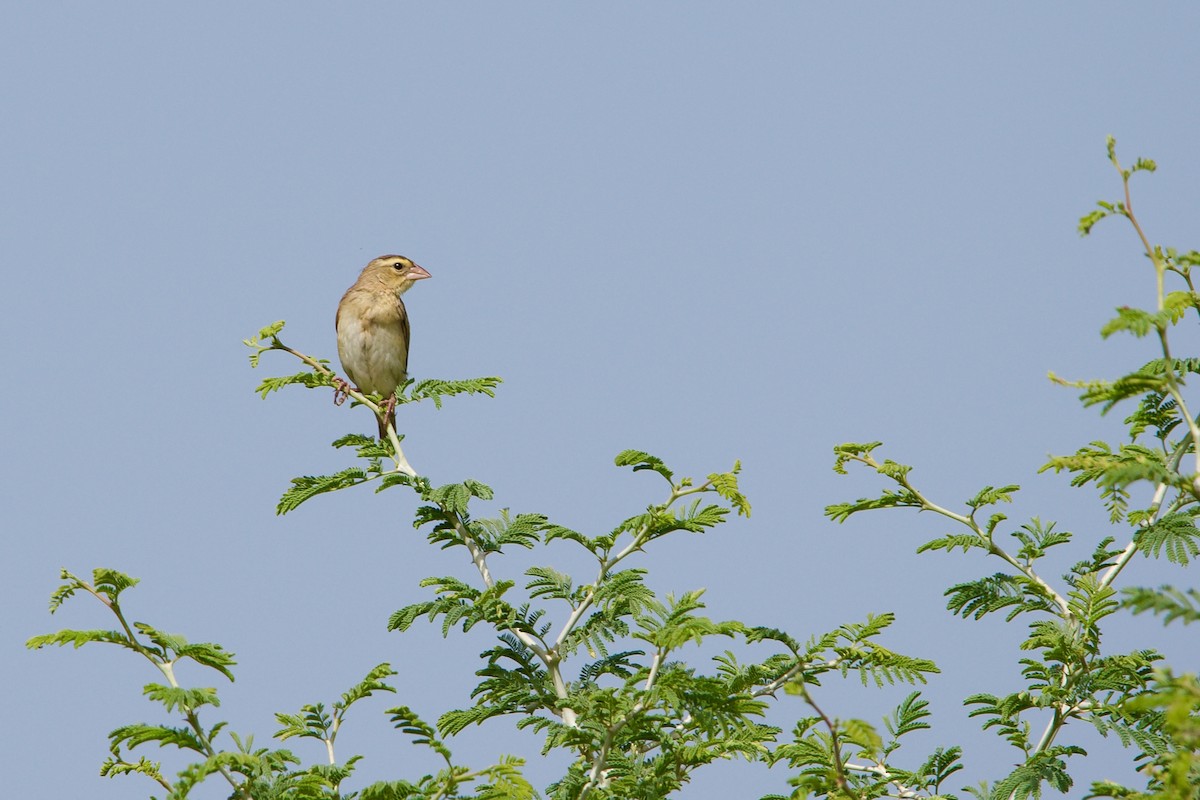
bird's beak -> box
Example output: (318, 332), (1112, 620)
(409, 263), (432, 281)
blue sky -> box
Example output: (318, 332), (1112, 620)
(4, 4), (1200, 798)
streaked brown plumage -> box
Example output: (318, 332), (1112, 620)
(336, 255), (431, 438)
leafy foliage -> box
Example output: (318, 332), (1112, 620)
(826, 139), (1200, 799)
(32, 140), (1200, 799)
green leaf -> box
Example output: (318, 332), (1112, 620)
(886, 692), (933, 738)
(142, 684), (220, 713)
(109, 723), (207, 754)
(254, 369), (335, 399)
(338, 662), (397, 710)
(1078, 206), (1112, 236)
(709, 463), (751, 517)
(386, 705), (452, 760)
(92, 568), (139, 602)
(825, 488), (922, 522)
(243, 320), (286, 367)
(26, 628), (133, 651)
(405, 376), (502, 409)
(832, 441), (884, 474)
(1122, 585), (1200, 625)
(176, 641), (237, 680)
(614, 449), (674, 482)
(525, 566), (574, 601)
(277, 467), (373, 514)
(967, 484), (1020, 509)
(1135, 512), (1200, 565)
(1100, 305), (1180, 339)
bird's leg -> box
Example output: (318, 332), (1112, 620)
(384, 393), (398, 431)
(332, 378), (353, 406)
(379, 394), (399, 438)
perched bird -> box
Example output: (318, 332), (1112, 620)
(336, 255), (431, 439)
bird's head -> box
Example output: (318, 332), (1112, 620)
(363, 254), (432, 294)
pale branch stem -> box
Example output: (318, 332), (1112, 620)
(429, 766), (494, 800)
(1098, 435), (1189, 592)
(755, 651), (848, 699)
(984, 539), (1073, 621)
(1159, 335), (1200, 473)
(554, 596), (593, 651)
(324, 712), (342, 765)
(578, 726), (617, 800)
(1119, 166), (1200, 474)
(385, 421), (416, 476)
(81, 578), (243, 793)
(580, 651), (667, 800)
(842, 761), (922, 798)
(427, 767), (492, 800)
(1031, 707), (1066, 757)
(450, 514), (498, 590)
(862, 455), (1073, 618)
(552, 482), (717, 735)
(447, 509), (573, 724)
(1029, 422), (1187, 762)
(553, 481), (709, 651)
(878, 466), (972, 528)
(643, 649), (664, 693)
(1099, 479), (1169, 592)
(270, 339), (416, 474)
(753, 660), (807, 698)
(449, 512), (549, 658)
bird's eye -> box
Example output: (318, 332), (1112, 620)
(392, 261), (406, 270)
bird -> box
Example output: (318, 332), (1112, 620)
(335, 254), (431, 439)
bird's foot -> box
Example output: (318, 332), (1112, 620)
(333, 378), (353, 406)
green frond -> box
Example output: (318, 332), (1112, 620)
(990, 748), (1083, 799)
(1135, 513), (1200, 565)
(825, 488), (923, 522)
(98, 755), (165, 783)
(337, 662), (397, 711)
(473, 510), (546, 552)
(142, 684), (220, 713)
(708, 467), (751, 516)
(1100, 306), (1168, 339)
(175, 641), (237, 680)
(1010, 518), (1073, 563)
(108, 723), (207, 755)
(277, 468), (372, 515)
(1079, 206), (1113, 236)
(886, 692), (933, 738)
(438, 704), (510, 737)
(967, 484), (1020, 509)
(831, 441), (884, 474)
(917, 533), (990, 555)
(525, 566), (575, 602)
(386, 705), (452, 760)
(405, 376), (502, 409)
(91, 568), (140, 601)
(26, 628), (133, 651)
(577, 651), (643, 683)
(1122, 585), (1200, 625)
(614, 449), (675, 482)
(254, 369), (336, 399)
(541, 522), (597, 552)
(426, 479), (494, 515)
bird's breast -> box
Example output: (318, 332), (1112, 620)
(336, 299), (410, 395)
